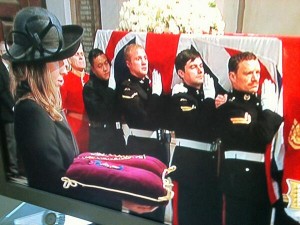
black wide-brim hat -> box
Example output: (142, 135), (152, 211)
(3, 7), (83, 63)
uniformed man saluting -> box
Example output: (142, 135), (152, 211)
(169, 49), (223, 225)
(117, 43), (169, 222)
(216, 51), (283, 225)
(83, 48), (126, 155)
(118, 43), (169, 165)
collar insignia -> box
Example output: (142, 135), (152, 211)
(244, 94), (251, 101)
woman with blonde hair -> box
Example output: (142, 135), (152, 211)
(3, 8), (167, 218)
(3, 6), (83, 195)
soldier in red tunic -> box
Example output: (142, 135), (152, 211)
(61, 43), (90, 152)
(274, 115), (300, 224)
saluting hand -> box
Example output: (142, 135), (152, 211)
(108, 73), (116, 90)
(152, 69), (162, 96)
(261, 79), (277, 112)
(203, 73), (215, 99)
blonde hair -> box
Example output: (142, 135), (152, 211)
(10, 62), (63, 121)
(124, 43), (144, 61)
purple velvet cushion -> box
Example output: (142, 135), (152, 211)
(62, 153), (175, 206)
(77, 152), (167, 176)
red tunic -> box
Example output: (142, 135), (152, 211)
(61, 71), (90, 152)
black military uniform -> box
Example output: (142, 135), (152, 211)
(83, 73), (125, 154)
(216, 90), (283, 225)
(118, 74), (169, 165)
(118, 74), (169, 223)
(169, 84), (222, 225)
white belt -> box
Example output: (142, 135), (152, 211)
(176, 138), (212, 151)
(129, 128), (157, 139)
(224, 150), (265, 163)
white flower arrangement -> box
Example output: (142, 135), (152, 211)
(118, 0), (225, 35)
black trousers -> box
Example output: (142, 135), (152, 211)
(171, 146), (222, 225)
(125, 135), (170, 223)
(222, 160), (272, 225)
(224, 195), (271, 225)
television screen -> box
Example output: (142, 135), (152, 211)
(0, 30), (286, 225)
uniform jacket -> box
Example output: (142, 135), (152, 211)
(118, 74), (169, 164)
(118, 75), (164, 130)
(217, 90), (283, 152)
(60, 70), (89, 114)
(60, 70), (90, 152)
(0, 60), (14, 123)
(216, 90), (283, 202)
(170, 84), (217, 143)
(83, 73), (121, 124)
(83, 73), (125, 154)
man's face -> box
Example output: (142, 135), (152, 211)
(126, 47), (148, 79)
(68, 44), (86, 72)
(178, 57), (204, 89)
(91, 54), (110, 81)
(230, 59), (260, 93)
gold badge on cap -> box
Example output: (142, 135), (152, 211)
(288, 119), (300, 150)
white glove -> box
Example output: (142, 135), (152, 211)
(203, 73), (215, 99)
(284, 208), (300, 224)
(261, 79), (277, 112)
(151, 69), (162, 95)
(172, 83), (188, 96)
(108, 73), (116, 90)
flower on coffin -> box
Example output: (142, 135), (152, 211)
(118, 0), (225, 35)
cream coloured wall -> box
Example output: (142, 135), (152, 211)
(100, 0), (127, 30)
(242, 0), (300, 36)
(216, 0), (239, 33)
(46, 0), (300, 37)
(220, 0), (300, 36)
(46, 0), (72, 25)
